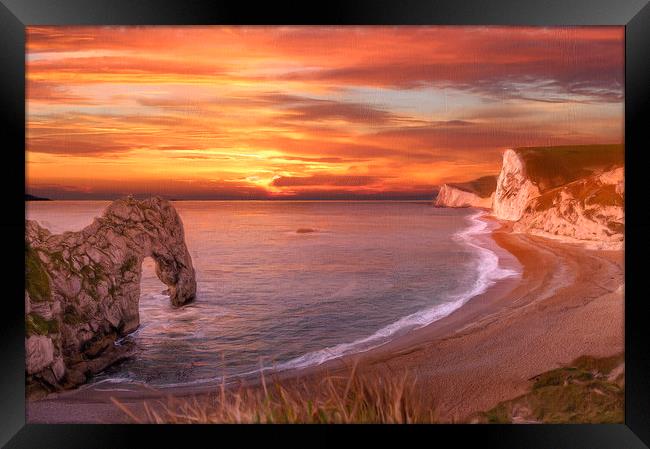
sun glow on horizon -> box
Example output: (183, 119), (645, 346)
(26, 26), (624, 200)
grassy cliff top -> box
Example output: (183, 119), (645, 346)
(447, 175), (497, 198)
(479, 353), (624, 424)
(529, 169), (623, 213)
(514, 144), (623, 192)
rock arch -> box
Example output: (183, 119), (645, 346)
(25, 197), (196, 397)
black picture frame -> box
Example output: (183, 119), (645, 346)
(1, 0), (649, 447)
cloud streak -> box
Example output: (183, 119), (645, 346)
(272, 174), (381, 187)
(26, 26), (624, 200)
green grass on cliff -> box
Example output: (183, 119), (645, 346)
(448, 175), (498, 198)
(480, 354), (624, 424)
(112, 353), (623, 424)
(515, 144), (623, 192)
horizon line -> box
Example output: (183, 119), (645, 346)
(26, 198), (436, 202)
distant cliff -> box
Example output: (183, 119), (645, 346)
(436, 144), (624, 249)
(26, 194), (51, 201)
(25, 197), (196, 397)
(434, 176), (496, 208)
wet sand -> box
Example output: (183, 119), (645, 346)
(27, 219), (624, 423)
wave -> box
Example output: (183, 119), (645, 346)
(90, 210), (520, 390)
(265, 210), (519, 372)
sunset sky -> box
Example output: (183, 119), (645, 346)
(26, 26), (624, 200)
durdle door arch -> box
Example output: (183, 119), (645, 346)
(25, 197), (196, 397)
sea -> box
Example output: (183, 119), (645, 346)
(26, 200), (520, 388)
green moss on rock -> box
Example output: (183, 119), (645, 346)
(120, 256), (138, 275)
(62, 305), (85, 326)
(108, 283), (119, 297)
(48, 250), (69, 270)
(81, 263), (106, 285)
(26, 313), (59, 336)
(26, 245), (51, 302)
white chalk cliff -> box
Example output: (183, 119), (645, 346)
(492, 145), (624, 248)
(434, 175), (497, 208)
(436, 144), (624, 249)
(513, 167), (624, 247)
(435, 185), (494, 208)
(492, 149), (540, 221)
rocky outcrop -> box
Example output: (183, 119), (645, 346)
(436, 144), (624, 248)
(25, 197), (196, 397)
(493, 144), (623, 222)
(514, 167), (624, 247)
(435, 185), (494, 208)
(492, 144), (624, 248)
(493, 149), (540, 221)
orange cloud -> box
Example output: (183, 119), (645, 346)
(271, 174), (382, 187)
(26, 26), (624, 200)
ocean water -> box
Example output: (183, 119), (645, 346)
(26, 201), (519, 387)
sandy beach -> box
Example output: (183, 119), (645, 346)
(26, 216), (625, 423)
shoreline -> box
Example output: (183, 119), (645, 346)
(316, 220), (624, 421)
(32, 208), (512, 391)
(253, 210), (520, 374)
(26, 212), (624, 423)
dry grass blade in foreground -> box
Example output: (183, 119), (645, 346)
(112, 368), (437, 424)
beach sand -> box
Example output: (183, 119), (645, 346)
(26, 219), (624, 423)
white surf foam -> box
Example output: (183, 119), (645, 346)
(265, 210), (520, 372)
(92, 210), (521, 389)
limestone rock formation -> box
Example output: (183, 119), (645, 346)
(492, 144), (624, 248)
(434, 175), (496, 208)
(25, 197), (196, 397)
(514, 167), (624, 247)
(436, 144), (624, 248)
(493, 149), (540, 221)
(435, 185), (494, 208)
